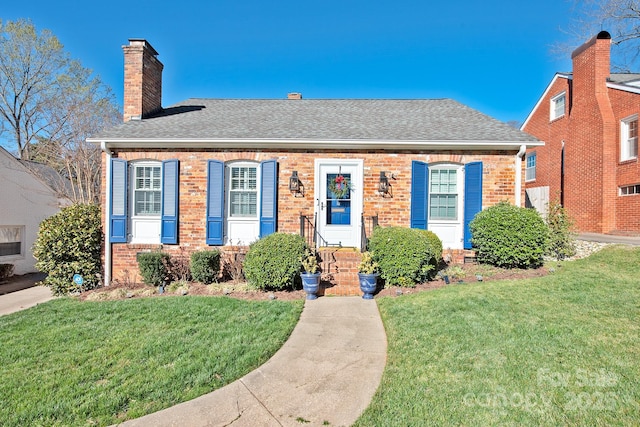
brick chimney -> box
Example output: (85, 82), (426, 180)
(571, 30), (612, 101)
(287, 92), (302, 100)
(123, 39), (163, 122)
(567, 30), (616, 233)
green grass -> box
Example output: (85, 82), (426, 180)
(0, 296), (303, 426)
(356, 246), (640, 426)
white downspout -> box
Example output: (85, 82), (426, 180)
(515, 144), (527, 206)
(101, 141), (112, 287)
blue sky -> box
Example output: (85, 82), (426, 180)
(4, 0), (581, 125)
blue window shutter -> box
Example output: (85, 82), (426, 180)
(410, 160), (429, 229)
(161, 159), (179, 244)
(110, 158), (128, 243)
(259, 160), (278, 238)
(206, 160), (225, 245)
(463, 161), (483, 249)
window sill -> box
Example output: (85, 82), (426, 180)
(0, 255), (25, 262)
(619, 157), (637, 165)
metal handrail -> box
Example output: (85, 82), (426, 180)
(300, 213), (378, 251)
(360, 214), (379, 252)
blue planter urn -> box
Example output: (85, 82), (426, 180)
(358, 273), (378, 299)
(300, 272), (321, 300)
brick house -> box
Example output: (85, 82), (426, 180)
(89, 39), (542, 294)
(521, 31), (640, 234)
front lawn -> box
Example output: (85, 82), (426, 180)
(356, 246), (640, 426)
(0, 296), (303, 426)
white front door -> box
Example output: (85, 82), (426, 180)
(314, 159), (363, 248)
(427, 164), (465, 249)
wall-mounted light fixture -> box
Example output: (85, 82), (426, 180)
(378, 171), (390, 196)
(289, 170), (304, 197)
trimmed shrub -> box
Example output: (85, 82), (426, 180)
(137, 252), (171, 286)
(545, 200), (576, 260)
(368, 226), (442, 287)
(243, 233), (307, 291)
(166, 249), (191, 282)
(470, 201), (549, 268)
(191, 250), (221, 284)
(420, 229), (443, 264)
(0, 263), (14, 280)
(33, 203), (103, 296)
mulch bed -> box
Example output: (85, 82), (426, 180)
(78, 263), (552, 302)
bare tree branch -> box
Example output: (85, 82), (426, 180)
(558, 0), (640, 71)
(0, 18), (120, 203)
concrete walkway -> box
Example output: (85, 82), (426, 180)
(0, 273), (53, 316)
(578, 233), (640, 246)
(117, 297), (387, 427)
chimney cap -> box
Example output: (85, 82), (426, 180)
(287, 92), (302, 100)
(127, 38), (159, 56)
(571, 30), (611, 59)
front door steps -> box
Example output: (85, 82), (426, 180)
(317, 248), (362, 296)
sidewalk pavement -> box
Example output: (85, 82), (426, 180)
(0, 273), (53, 316)
(116, 297), (387, 427)
(578, 233), (640, 246)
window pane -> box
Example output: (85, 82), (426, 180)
(230, 191), (257, 217)
(430, 194), (458, 219)
(0, 227), (21, 256)
(0, 242), (21, 257)
(630, 120), (638, 158)
(430, 170), (457, 194)
(133, 165), (162, 216)
(621, 119), (638, 160)
(429, 169), (458, 220)
(231, 167), (257, 191)
(0, 227), (20, 244)
(555, 96), (565, 117)
(326, 173), (351, 200)
(134, 190), (161, 215)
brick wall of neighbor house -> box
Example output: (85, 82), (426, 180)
(523, 77), (571, 202)
(104, 149), (519, 283)
(609, 89), (640, 233)
(523, 31), (640, 234)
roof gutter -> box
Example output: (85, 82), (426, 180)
(100, 141), (112, 288)
(515, 144), (527, 207)
(607, 82), (640, 95)
(87, 138), (543, 151)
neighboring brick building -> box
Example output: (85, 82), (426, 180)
(89, 39), (542, 294)
(522, 31), (640, 235)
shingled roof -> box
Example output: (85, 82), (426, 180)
(89, 98), (540, 150)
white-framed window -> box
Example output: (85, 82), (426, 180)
(526, 152), (537, 181)
(621, 115), (638, 161)
(133, 164), (162, 215)
(228, 165), (258, 218)
(620, 184), (640, 196)
(225, 162), (261, 245)
(429, 167), (458, 220)
(0, 226), (24, 258)
(550, 92), (566, 121)
(130, 161), (162, 243)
